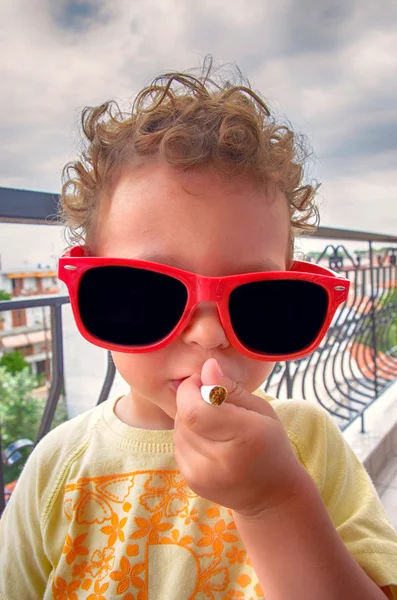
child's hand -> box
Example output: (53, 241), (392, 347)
(174, 358), (307, 518)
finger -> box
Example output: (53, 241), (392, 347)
(176, 373), (260, 441)
(176, 374), (242, 440)
(173, 443), (212, 498)
(201, 358), (279, 421)
(174, 415), (218, 459)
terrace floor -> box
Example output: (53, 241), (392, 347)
(342, 379), (397, 533)
(374, 454), (397, 531)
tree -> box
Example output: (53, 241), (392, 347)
(0, 350), (29, 374)
(375, 290), (397, 353)
(0, 367), (42, 484)
(0, 367), (68, 485)
(0, 290), (11, 301)
(357, 290), (397, 354)
(306, 251), (321, 260)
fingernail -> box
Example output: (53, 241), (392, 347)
(215, 360), (224, 377)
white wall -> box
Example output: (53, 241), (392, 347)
(22, 276), (37, 294)
(0, 310), (12, 331)
(0, 273), (12, 331)
(27, 305), (46, 328)
(62, 303), (128, 417)
(0, 273), (12, 295)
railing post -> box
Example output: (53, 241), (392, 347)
(96, 351), (116, 405)
(285, 362), (293, 398)
(0, 421), (5, 516)
(368, 241), (379, 398)
(361, 411), (365, 434)
(35, 303), (65, 444)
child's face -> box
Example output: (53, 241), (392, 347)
(92, 157), (290, 428)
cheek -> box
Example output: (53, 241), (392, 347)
(246, 360), (275, 391)
(111, 351), (161, 388)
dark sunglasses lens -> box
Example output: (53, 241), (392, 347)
(78, 266), (188, 346)
(229, 280), (328, 355)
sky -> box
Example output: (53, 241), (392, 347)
(0, 0), (396, 269)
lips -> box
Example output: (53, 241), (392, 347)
(171, 377), (188, 391)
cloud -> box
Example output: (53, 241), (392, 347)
(0, 0), (396, 239)
(319, 167), (397, 234)
(50, 0), (110, 32)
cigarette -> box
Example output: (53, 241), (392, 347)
(200, 385), (228, 406)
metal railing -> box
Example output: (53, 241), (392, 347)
(264, 242), (397, 432)
(0, 294), (117, 515)
(0, 186), (397, 515)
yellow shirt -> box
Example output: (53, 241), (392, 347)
(0, 389), (396, 599)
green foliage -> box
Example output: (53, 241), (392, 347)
(36, 372), (47, 388)
(0, 350), (30, 374)
(0, 367), (41, 484)
(358, 290), (397, 354)
(327, 249), (344, 258)
(376, 290), (397, 353)
(306, 251), (321, 260)
(0, 289), (11, 301)
(0, 367), (69, 485)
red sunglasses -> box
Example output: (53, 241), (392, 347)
(58, 246), (350, 362)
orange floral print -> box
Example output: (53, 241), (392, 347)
(180, 507), (199, 525)
(72, 561), (88, 579)
(87, 580), (109, 600)
(100, 512), (128, 546)
(82, 578), (93, 591)
(126, 543), (139, 557)
(129, 511), (172, 544)
(70, 562), (93, 592)
(226, 546), (246, 565)
(64, 474), (135, 525)
(160, 528), (193, 547)
(87, 546), (115, 580)
(206, 507), (221, 519)
(223, 590), (245, 598)
(52, 576), (81, 600)
(110, 556), (145, 595)
(197, 557), (230, 599)
(62, 533), (89, 565)
(58, 470), (263, 599)
(198, 519), (239, 556)
(140, 472), (196, 517)
(236, 573), (252, 588)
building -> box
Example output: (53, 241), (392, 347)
(0, 266), (59, 379)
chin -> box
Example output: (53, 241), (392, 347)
(166, 407), (177, 423)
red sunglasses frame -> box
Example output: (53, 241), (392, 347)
(58, 246), (350, 362)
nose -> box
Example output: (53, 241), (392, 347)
(180, 301), (230, 350)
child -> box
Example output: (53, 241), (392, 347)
(1, 60), (397, 600)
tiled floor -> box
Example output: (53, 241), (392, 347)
(373, 454), (397, 531)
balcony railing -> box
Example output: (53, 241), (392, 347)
(264, 244), (397, 430)
(1, 186), (397, 515)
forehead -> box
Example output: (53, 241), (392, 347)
(94, 159), (290, 275)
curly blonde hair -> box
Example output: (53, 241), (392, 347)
(60, 59), (319, 253)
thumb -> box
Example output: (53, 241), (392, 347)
(201, 358), (278, 420)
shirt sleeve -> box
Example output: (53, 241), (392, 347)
(282, 399), (397, 597)
(0, 441), (52, 600)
